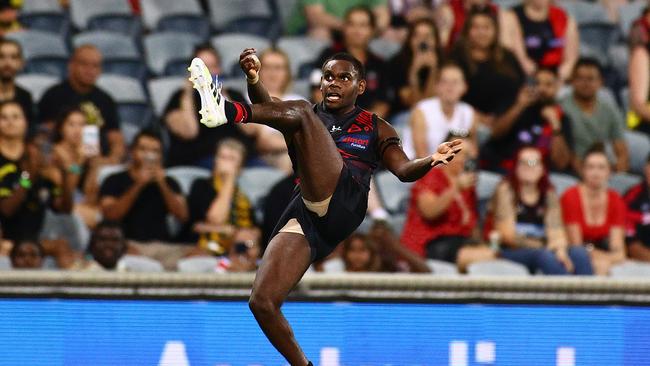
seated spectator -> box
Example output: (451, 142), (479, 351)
(99, 130), (189, 269)
(164, 45), (249, 168)
(314, 6), (390, 117)
(0, 39), (33, 126)
(83, 221), (128, 271)
(401, 137), (494, 270)
(451, 7), (525, 127)
(481, 67), (573, 173)
(489, 146), (593, 274)
(184, 138), (257, 256)
(384, 0), (434, 43)
(217, 227), (262, 273)
(51, 107), (102, 228)
(0, 101), (74, 242)
(38, 45), (124, 163)
(340, 232), (381, 272)
(10, 240), (43, 269)
(624, 155), (650, 262)
(0, 0), (22, 36)
(239, 48), (299, 173)
(506, 0), (579, 81)
(404, 62), (476, 159)
(387, 18), (441, 118)
(560, 58), (628, 172)
(0, 221), (11, 256)
(627, 7), (650, 135)
(285, 0), (390, 40)
(561, 145), (627, 275)
(367, 220), (431, 273)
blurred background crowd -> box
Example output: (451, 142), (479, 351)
(2, 0), (650, 277)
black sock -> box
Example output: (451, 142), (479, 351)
(224, 100), (252, 123)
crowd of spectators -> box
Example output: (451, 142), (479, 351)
(0, 0), (650, 276)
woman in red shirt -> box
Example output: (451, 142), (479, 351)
(561, 144), (627, 275)
(401, 138), (494, 270)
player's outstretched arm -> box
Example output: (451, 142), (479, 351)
(378, 119), (462, 182)
(240, 48), (277, 104)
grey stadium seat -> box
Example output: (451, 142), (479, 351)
(208, 0), (273, 30)
(73, 31), (140, 59)
(467, 259), (530, 276)
(141, 0), (210, 40)
(16, 73), (60, 102)
(426, 259), (459, 275)
(239, 167), (288, 207)
(212, 34), (271, 77)
(117, 255), (164, 272)
(620, 1), (646, 38)
(388, 213), (407, 236)
(624, 130), (650, 175)
(477, 170), (502, 202)
(144, 32), (202, 76)
(610, 261), (650, 277)
(19, 0), (67, 34)
(177, 256), (218, 273)
(290, 79), (310, 100)
(6, 30), (68, 77)
(609, 173), (642, 195)
(549, 173), (579, 196)
(560, 0), (609, 24)
(97, 75), (151, 135)
(277, 36), (331, 77)
(375, 170), (413, 213)
(22, 0), (62, 13)
(369, 38), (402, 60)
(0, 256), (9, 270)
(148, 76), (186, 117)
(166, 166), (211, 195)
(70, 0), (137, 34)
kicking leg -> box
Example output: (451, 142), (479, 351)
(249, 232), (312, 365)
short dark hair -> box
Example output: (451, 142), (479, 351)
(193, 43), (220, 62)
(573, 57), (603, 78)
(53, 106), (85, 143)
(131, 128), (162, 149)
(536, 66), (558, 77)
(322, 52), (366, 80)
(10, 240), (44, 260)
(89, 221), (126, 252)
(344, 5), (376, 29)
(583, 142), (607, 161)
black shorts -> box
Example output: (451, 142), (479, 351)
(269, 165), (369, 262)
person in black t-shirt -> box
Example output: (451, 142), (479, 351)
(0, 39), (33, 127)
(38, 45), (125, 163)
(164, 45), (250, 168)
(313, 6), (390, 118)
(481, 67), (574, 173)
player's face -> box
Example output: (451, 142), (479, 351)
(321, 60), (365, 111)
(0, 43), (22, 81)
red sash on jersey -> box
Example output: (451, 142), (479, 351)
(540, 6), (568, 67)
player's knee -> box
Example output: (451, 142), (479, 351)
(286, 100), (314, 121)
(249, 292), (277, 317)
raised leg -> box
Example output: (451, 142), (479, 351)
(249, 232), (313, 365)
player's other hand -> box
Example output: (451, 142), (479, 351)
(239, 48), (261, 81)
(431, 139), (463, 166)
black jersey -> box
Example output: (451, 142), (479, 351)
(288, 103), (380, 189)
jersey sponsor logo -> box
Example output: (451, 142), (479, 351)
(341, 135), (369, 150)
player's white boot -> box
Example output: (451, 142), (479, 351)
(187, 57), (227, 128)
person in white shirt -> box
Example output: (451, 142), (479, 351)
(403, 62), (477, 159)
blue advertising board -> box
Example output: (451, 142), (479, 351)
(0, 299), (648, 365)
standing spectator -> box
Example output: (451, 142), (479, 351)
(403, 62), (476, 160)
(184, 138), (256, 256)
(560, 58), (628, 172)
(51, 107), (102, 229)
(561, 145), (627, 275)
(314, 6), (391, 117)
(10, 240), (44, 269)
(38, 45), (125, 163)
(624, 155), (650, 262)
(0, 101), (74, 242)
(285, 0), (390, 40)
(163, 45), (249, 168)
(507, 0), (579, 81)
(488, 146), (593, 274)
(451, 7), (525, 127)
(627, 7), (650, 135)
(481, 67), (573, 173)
(99, 130), (189, 269)
(401, 138), (494, 270)
(0, 39), (33, 126)
(387, 18), (441, 118)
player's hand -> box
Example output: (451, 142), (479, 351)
(431, 139), (463, 166)
(239, 48), (261, 81)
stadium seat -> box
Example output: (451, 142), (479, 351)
(239, 167), (288, 207)
(374, 170), (413, 213)
(166, 166), (211, 195)
(6, 30), (68, 78)
(549, 173), (579, 196)
(619, 1), (646, 38)
(322, 257), (345, 273)
(177, 256), (219, 273)
(369, 38), (402, 60)
(491, 0), (519, 9)
(560, 1), (609, 24)
(290, 79), (310, 99)
(578, 23), (620, 66)
(467, 259), (530, 276)
(0, 256), (9, 270)
(73, 31), (146, 80)
(221, 78), (247, 99)
(148, 76), (186, 117)
(117, 255), (164, 272)
(208, 0), (274, 30)
(610, 260), (650, 277)
(141, 0), (210, 40)
(477, 170), (502, 202)
(97, 75), (151, 128)
(624, 130), (650, 175)
(212, 34), (271, 78)
(609, 173), (642, 195)
(226, 17), (282, 40)
(15, 73), (60, 103)
(388, 213), (407, 236)
(144, 32), (202, 76)
(19, 0), (68, 35)
(620, 87), (630, 116)
(277, 36), (331, 77)
(39, 210), (89, 252)
(609, 44), (629, 83)
(426, 259), (459, 275)
(70, 0), (140, 36)
(97, 164), (127, 188)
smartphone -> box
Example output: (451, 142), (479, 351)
(82, 125), (100, 157)
(234, 242), (249, 254)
